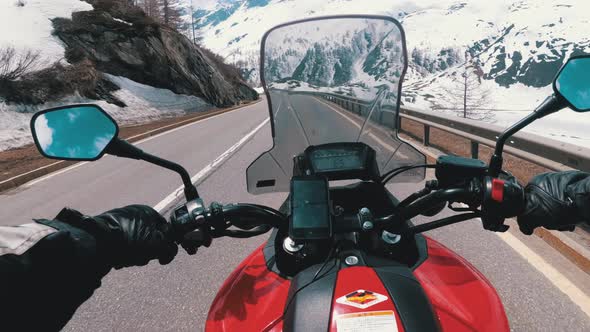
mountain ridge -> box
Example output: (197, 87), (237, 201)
(190, 0), (590, 109)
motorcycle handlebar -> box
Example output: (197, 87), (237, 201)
(173, 174), (524, 246)
(396, 187), (476, 221)
(220, 204), (286, 229)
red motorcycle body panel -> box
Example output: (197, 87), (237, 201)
(205, 246), (290, 332)
(414, 237), (510, 332)
(206, 237), (509, 332)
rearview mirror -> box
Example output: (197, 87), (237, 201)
(554, 55), (590, 112)
(31, 104), (118, 161)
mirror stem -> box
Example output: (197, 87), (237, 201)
(489, 94), (566, 177)
(106, 139), (200, 200)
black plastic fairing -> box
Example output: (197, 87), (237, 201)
(283, 262), (339, 332)
(373, 266), (439, 331)
(280, 251), (439, 332)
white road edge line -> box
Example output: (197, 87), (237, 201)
(153, 118), (270, 212)
(497, 231), (590, 317)
(22, 106), (254, 189)
(25, 162), (89, 187)
(416, 138), (590, 317)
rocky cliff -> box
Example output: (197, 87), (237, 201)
(52, 1), (257, 107)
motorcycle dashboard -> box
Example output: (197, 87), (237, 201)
(303, 143), (380, 181)
(309, 147), (363, 172)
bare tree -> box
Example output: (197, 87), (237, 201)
(189, 0), (197, 44)
(160, 0), (184, 30)
(137, 0), (162, 21)
(0, 47), (42, 81)
(440, 51), (492, 120)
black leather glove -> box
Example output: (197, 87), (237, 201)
(517, 171), (590, 235)
(53, 205), (178, 269)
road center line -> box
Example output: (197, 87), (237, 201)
(21, 104), (257, 189)
(154, 118), (270, 212)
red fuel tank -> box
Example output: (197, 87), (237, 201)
(414, 237), (510, 332)
(206, 236), (509, 332)
(205, 246), (290, 332)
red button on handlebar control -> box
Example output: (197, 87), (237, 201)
(491, 179), (505, 202)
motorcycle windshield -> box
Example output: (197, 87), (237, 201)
(247, 16), (425, 194)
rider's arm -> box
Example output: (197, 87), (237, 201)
(0, 205), (177, 331)
(517, 171), (590, 234)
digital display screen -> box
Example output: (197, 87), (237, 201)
(310, 147), (364, 172)
(290, 176), (331, 240)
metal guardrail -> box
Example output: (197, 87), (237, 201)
(279, 89), (590, 271)
(307, 91), (590, 172)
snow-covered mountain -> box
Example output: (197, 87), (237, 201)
(263, 18), (404, 92)
(191, 0), (590, 146)
(193, 0), (589, 93)
(0, 0), (210, 151)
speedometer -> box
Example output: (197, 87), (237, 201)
(310, 147), (364, 172)
(302, 143), (380, 181)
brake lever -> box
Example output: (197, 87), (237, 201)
(448, 202), (479, 213)
(404, 212), (481, 235)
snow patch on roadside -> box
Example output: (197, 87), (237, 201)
(0, 75), (212, 152)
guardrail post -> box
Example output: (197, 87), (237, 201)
(423, 125), (430, 146)
(471, 141), (479, 159)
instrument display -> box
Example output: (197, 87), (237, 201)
(309, 146), (364, 172)
(302, 143), (380, 182)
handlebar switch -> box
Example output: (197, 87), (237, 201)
(481, 176), (525, 232)
(490, 179), (505, 202)
(208, 201), (230, 230)
(171, 198), (206, 237)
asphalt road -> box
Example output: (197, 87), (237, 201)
(1, 96), (589, 331)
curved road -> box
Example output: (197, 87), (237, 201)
(0, 97), (589, 331)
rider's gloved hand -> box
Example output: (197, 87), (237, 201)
(51, 205), (178, 268)
(517, 171), (590, 235)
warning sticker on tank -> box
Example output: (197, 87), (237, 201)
(335, 289), (388, 309)
(336, 310), (398, 332)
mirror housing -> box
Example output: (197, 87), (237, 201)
(30, 104), (201, 200)
(553, 55), (590, 112)
(488, 54), (590, 178)
(31, 104), (118, 161)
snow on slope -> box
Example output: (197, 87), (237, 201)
(0, 0), (93, 63)
(195, 0), (590, 90)
(193, 0), (590, 147)
(0, 1), (213, 152)
(0, 75), (211, 152)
